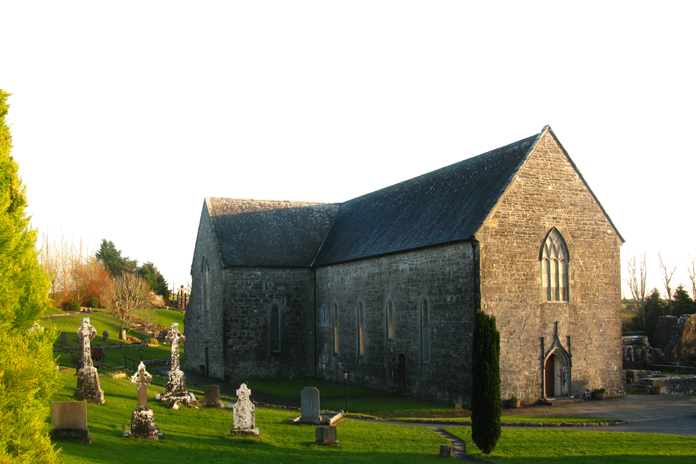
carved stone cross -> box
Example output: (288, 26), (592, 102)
(77, 317), (97, 368)
(165, 323), (186, 371)
(130, 362), (153, 410)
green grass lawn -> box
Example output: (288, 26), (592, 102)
(150, 308), (185, 332)
(45, 311), (146, 346)
(444, 427), (696, 463)
(246, 378), (382, 399)
(387, 416), (615, 423)
(323, 395), (450, 414)
(51, 372), (450, 464)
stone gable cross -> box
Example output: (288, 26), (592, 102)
(131, 362), (153, 410)
(77, 317), (97, 368)
(165, 323), (186, 371)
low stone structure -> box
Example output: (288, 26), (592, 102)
(129, 362), (161, 439)
(230, 383), (259, 436)
(622, 332), (653, 370)
(292, 387), (343, 425)
(201, 384), (225, 408)
(73, 318), (105, 404)
(50, 401), (91, 444)
(315, 425), (338, 446)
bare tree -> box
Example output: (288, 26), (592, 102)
(658, 251), (677, 313)
(104, 273), (154, 333)
(625, 253), (648, 329)
(37, 232), (110, 308)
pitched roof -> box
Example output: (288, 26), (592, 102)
(206, 198), (340, 267)
(312, 132), (542, 266)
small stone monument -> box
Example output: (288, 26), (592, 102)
(128, 362), (161, 439)
(439, 444), (452, 457)
(119, 329), (127, 340)
(50, 401), (91, 444)
(102, 330), (109, 342)
(161, 323), (193, 404)
(315, 425), (339, 446)
(300, 387), (321, 424)
(58, 332), (67, 344)
(73, 317), (105, 404)
(202, 384), (225, 408)
(230, 383), (259, 436)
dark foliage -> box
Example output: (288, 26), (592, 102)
(471, 309), (502, 455)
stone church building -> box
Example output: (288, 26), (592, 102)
(184, 126), (624, 405)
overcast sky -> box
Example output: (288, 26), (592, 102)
(3, 1), (695, 296)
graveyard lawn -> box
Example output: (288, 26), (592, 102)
(150, 308), (185, 332)
(54, 344), (180, 374)
(443, 427), (696, 463)
(50, 371), (451, 464)
(247, 378), (380, 398)
(385, 416), (615, 424)
(45, 311), (148, 347)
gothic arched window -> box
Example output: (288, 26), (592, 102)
(541, 229), (569, 302)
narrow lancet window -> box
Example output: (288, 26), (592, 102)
(270, 304), (281, 353)
(387, 300), (394, 340)
(421, 299), (430, 363)
(358, 301), (365, 356)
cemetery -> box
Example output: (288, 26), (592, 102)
(42, 311), (696, 463)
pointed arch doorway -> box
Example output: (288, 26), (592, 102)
(397, 353), (408, 392)
(543, 349), (570, 398)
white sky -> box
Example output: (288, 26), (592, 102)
(3, 1), (695, 297)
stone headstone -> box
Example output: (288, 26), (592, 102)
(439, 444), (452, 457)
(50, 401), (91, 444)
(129, 362), (160, 439)
(59, 332), (68, 344)
(103, 330), (109, 342)
(230, 383), (259, 436)
(73, 317), (105, 404)
(119, 329), (127, 340)
(161, 323), (192, 404)
(315, 425), (338, 445)
(301, 387), (321, 422)
(202, 384), (224, 408)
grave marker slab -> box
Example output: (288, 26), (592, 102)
(50, 401), (91, 444)
(315, 425), (339, 446)
(230, 383), (259, 436)
(128, 362), (161, 439)
(301, 387), (321, 423)
(202, 384), (224, 408)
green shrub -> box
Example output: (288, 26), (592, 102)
(471, 309), (501, 455)
(88, 297), (100, 308)
(65, 301), (80, 312)
(147, 338), (159, 345)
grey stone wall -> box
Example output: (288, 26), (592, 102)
(315, 243), (477, 405)
(221, 267), (315, 381)
(652, 314), (696, 362)
(184, 202), (226, 379)
(478, 131), (624, 403)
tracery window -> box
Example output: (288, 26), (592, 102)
(541, 229), (569, 302)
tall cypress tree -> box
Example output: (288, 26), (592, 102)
(471, 308), (502, 455)
(0, 90), (59, 463)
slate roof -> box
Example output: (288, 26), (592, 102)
(205, 126), (623, 269)
(206, 198), (340, 267)
(311, 132), (542, 266)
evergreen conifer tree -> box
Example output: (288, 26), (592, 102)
(0, 89), (59, 463)
(471, 308), (501, 455)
